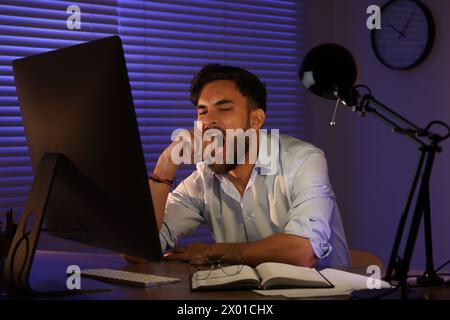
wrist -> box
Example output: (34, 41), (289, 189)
(210, 243), (247, 260)
(154, 150), (178, 180)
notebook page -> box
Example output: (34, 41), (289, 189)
(254, 268), (392, 298)
(255, 262), (326, 285)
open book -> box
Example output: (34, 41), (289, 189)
(190, 262), (334, 291)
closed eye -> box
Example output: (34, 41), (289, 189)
(197, 106), (207, 115)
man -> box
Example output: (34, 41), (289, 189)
(127, 64), (350, 267)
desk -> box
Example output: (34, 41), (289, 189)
(25, 250), (282, 300)
(3, 250), (450, 300)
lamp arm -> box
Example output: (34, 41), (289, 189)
(345, 92), (426, 147)
(362, 97), (426, 147)
(344, 86), (449, 146)
(363, 95), (422, 132)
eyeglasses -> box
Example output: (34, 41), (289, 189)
(189, 252), (244, 280)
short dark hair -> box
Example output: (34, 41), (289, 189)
(190, 64), (267, 113)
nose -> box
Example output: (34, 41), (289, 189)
(201, 109), (219, 131)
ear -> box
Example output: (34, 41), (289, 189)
(250, 108), (265, 130)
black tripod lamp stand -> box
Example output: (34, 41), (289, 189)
(299, 43), (450, 299)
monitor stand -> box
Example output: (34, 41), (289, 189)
(1, 153), (110, 297)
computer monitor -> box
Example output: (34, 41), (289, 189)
(4, 36), (161, 291)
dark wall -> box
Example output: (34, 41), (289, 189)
(303, 0), (450, 269)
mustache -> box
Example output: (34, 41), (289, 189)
(202, 126), (226, 135)
(202, 127), (227, 143)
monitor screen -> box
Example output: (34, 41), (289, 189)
(12, 36), (161, 262)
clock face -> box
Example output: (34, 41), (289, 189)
(371, 0), (435, 70)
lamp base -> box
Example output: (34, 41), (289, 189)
(350, 288), (424, 300)
(416, 272), (445, 287)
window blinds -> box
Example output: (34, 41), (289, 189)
(0, 1), (304, 243)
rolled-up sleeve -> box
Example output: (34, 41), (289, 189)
(283, 151), (335, 259)
(160, 172), (205, 251)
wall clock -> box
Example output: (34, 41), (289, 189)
(371, 0), (435, 70)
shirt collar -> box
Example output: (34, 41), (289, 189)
(255, 132), (279, 176)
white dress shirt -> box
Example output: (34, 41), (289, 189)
(160, 134), (351, 267)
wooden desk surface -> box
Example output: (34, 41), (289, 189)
(27, 250), (282, 300)
(7, 250), (450, 300)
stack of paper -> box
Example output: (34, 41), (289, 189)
(254, 268), (393, 299)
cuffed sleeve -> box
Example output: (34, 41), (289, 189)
(283, 151), (335, 259)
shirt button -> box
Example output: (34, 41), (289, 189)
(244, 212), (254, 219)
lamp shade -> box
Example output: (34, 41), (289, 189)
(299, 43), (358, 100)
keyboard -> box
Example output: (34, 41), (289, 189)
(81, 268), (180, 288)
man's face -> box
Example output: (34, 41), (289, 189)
(196, 80), (252, 174)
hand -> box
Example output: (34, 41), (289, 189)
(164, 242), (213, 265)
(121, 253), (150, 264)
(154, 128), (198, 180)
(161, 127), (209, 169)
(401, 11), (415, 35)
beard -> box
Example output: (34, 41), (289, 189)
(208, 162), (237, 175)
(208, 133), (251, 175)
